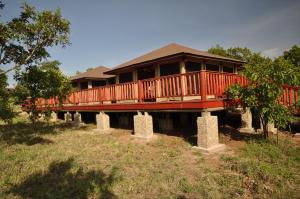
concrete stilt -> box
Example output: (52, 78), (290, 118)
(133, 112), (153, 139)
(239, 108), (254, 133)
(64, 112), (72, 123)
(50, 111), (58, 122)
(96, 112), (110, 130)
(73, 111), (85, 127)
(193, 112), (225, 154)
(259, 120), (277, 134)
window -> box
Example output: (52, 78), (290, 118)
(92, 80), (106, 87)
(80, 82), (88, 89)
(119, 72), (133, 83)
(186, 62), (201, 72)
(206, 64), (219, 71)
(223, 66), (234, 73)
(108, 77), (115, 85)
(160, 62), (180, 76)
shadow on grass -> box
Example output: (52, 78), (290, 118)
(220, 125), (263, 141)
(8, 158), (120, 199)
(0, 121), (68, 145)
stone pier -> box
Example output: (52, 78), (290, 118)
(64, 112), (72, 123)
(133, 112), (153, 139)
(193, 111), (225, 154)
(96, 112), (110, 130)
(50, 111), (58, 122)
(73, 111), (85, 127)
(259, 120), (277, 134)
(239, 108), (254, 133)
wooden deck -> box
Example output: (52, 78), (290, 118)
(27, 71), (299, 112)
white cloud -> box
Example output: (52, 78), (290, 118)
(261, 48), (284, 59)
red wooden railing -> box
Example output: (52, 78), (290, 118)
(31, 71), (298, 110)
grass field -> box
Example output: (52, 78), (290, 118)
(0, 116), (299, 199)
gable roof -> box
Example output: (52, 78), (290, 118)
(70, 66), (114, 81)
(105, 43), (244, 74)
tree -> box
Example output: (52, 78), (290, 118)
(0, 2), (70, 74)
(208, 44), (253, 62)
(14, 61), (71, 128)
(0, 70), (15, 123)
(228, 55), (297, 138)
(209, 45), (298, 138)
(283, 45), (300, 68)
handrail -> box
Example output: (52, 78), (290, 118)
(30, 71), (298, 110)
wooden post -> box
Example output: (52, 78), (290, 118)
(138, 80), (143, 102)
(200, 70), (207, 101)
(180, 60), (186, 99)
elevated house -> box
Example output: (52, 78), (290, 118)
(70, 66), (115, 90)
(29, 43), (298, 153)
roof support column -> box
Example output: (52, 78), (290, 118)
(180, 60), (187, 98)
(115, 75), (119, 84)
(154, 64), (161, 98)
(133, 70), (138, 82)
(88, 81), (92, 89)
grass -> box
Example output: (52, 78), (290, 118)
(0, 116), (299, 199)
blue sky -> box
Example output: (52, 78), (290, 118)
(1, 0), (300, 86)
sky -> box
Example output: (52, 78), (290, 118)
(1, 0), (300, 86)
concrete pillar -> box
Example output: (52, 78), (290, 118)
(267, 122), (277, 134)
(158, 113), (173, 132)
(260, 120), (277, 134)
(96, 112), (110, 130)
(239, 108), (254, 133)
(64, 111), (72, 123)
(50, 111), (57, 122)
(88, 81), (92, 89)
(133, 112), (153, 139)
(73, 111), (85, 127)
(193, 111), (225, 154)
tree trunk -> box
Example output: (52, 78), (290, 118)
(261, 117), (269, 139)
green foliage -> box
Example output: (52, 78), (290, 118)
(0, 70), (15, 123)
(208, 44), (253, 62)
(284, 45), (300, 67)
(211, 45), (298, 138)
(0, 2), (70, 74)
(14, 61), (71, 125)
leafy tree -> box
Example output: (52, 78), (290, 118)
(226, 55), (297, 138)
(0, 2), (70, 74)
(283, 45), (300, 67)
(14, 61), (71, 128)
(0, 70), (15, 123)
(208, 44), (253, 62)
(209, 45), (298, 138)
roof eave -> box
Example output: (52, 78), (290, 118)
(104, 53), (245, 75)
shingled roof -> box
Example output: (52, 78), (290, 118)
(70, 66), (114, 81)
(105, 43), (244, 74)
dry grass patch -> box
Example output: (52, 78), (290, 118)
(1, 117), (299, 198)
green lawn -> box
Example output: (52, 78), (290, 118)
(0, 117), (299, 199)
